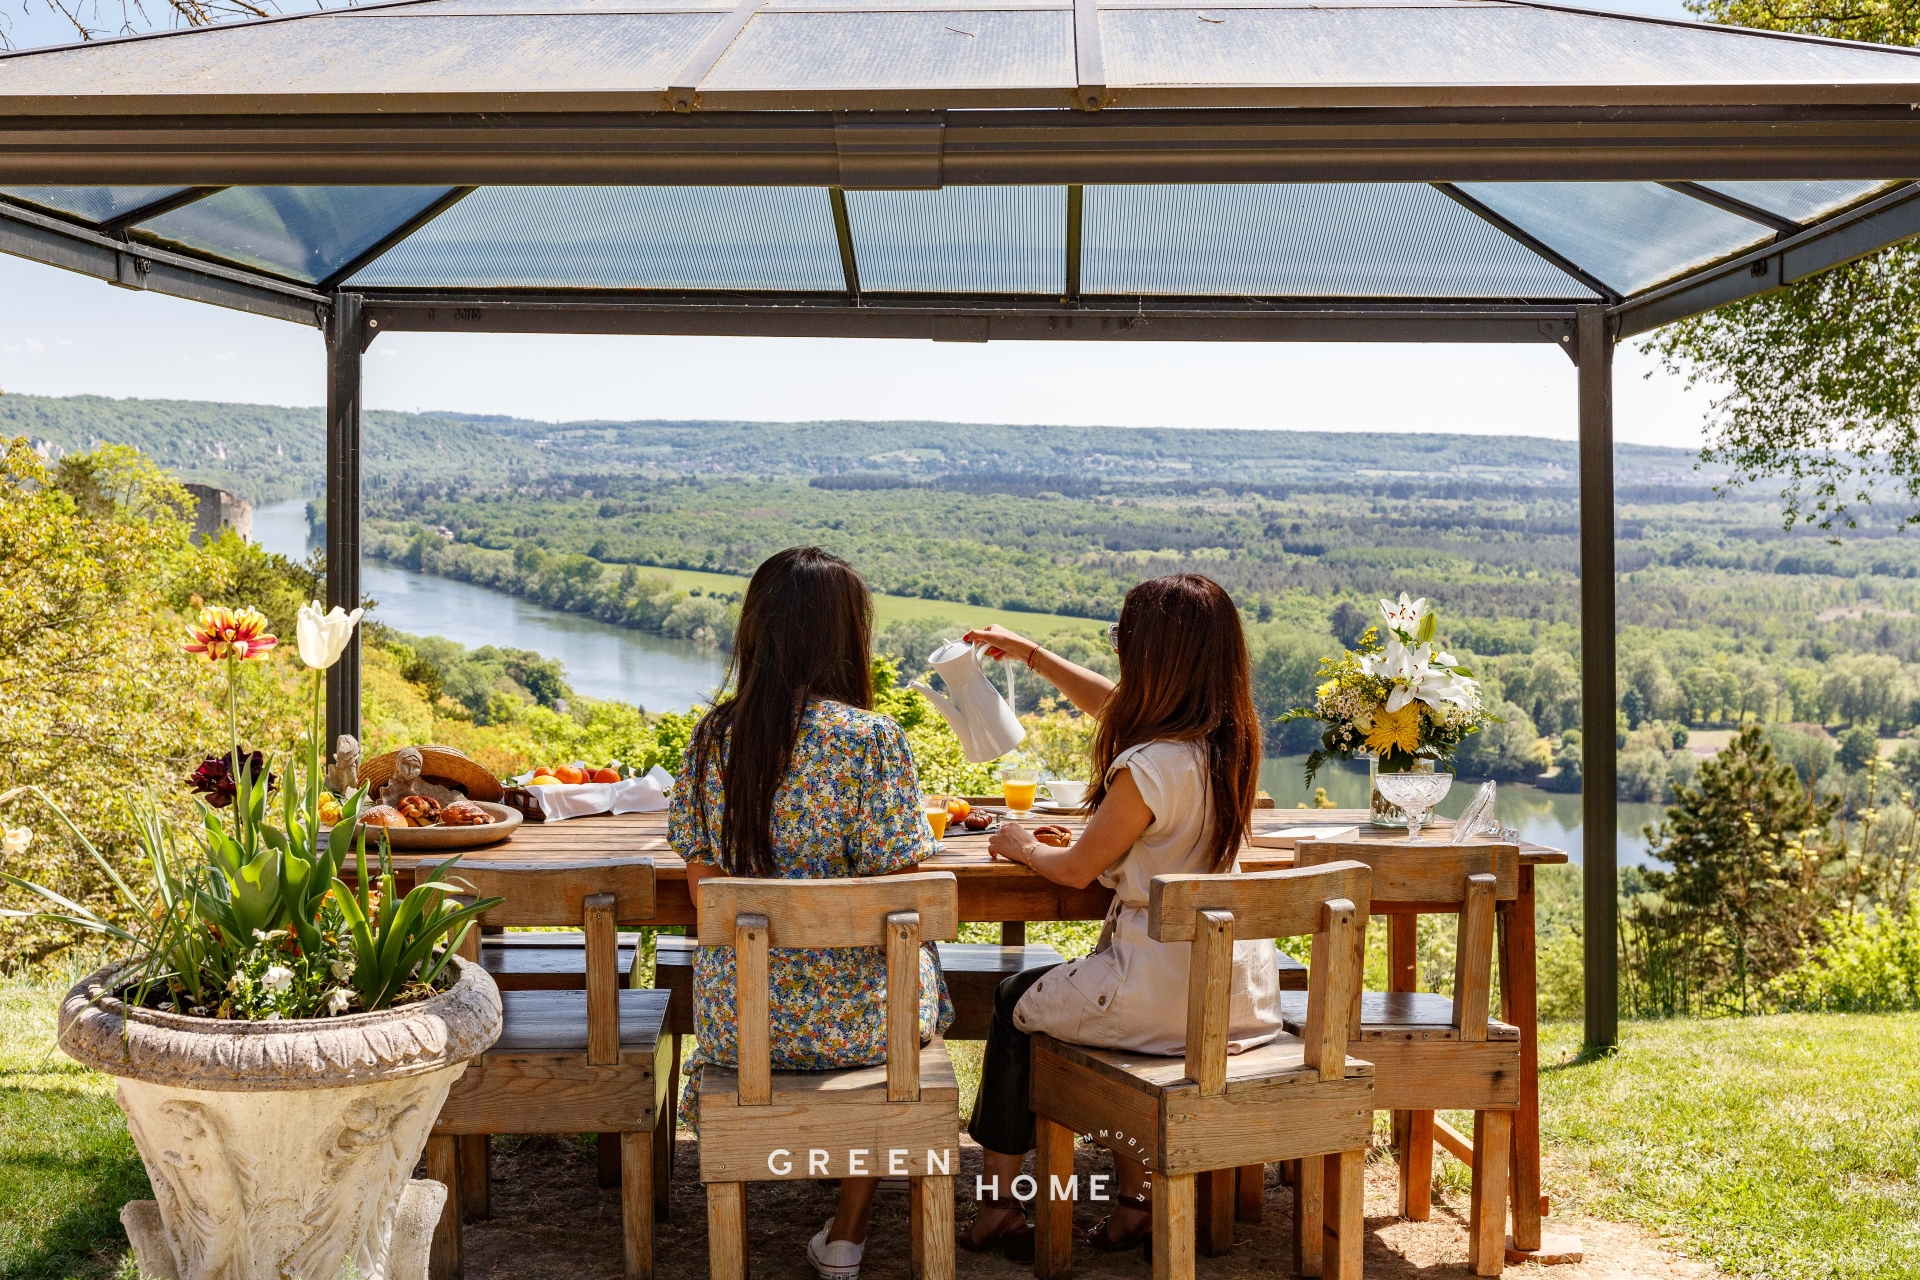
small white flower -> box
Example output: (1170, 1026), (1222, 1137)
(264, 1012), (282, 1021)
(330, 957), (356, 981)
(253, 929), (270, 941)
(262, 965), (295, 994)
(327, 988), (352, 1015)
(1, 826), (31, 858)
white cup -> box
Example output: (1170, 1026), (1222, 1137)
(1039, 779), (1089, 808)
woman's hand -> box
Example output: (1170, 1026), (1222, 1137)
(965, 625), (1037, 666)
(988, 820), (1039, 866)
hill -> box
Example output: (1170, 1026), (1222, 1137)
(2, 393), (1716, 500)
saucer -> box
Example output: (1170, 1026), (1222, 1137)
(1030, 800), (1084, 815)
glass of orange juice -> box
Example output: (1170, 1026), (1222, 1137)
(923, 796), (950, 840)
(1001, 767), (1040, 816)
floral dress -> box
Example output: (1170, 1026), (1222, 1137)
(669, 699), (953, 1123)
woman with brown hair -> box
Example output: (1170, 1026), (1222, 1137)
(956, 573), (1281, 1255)
(669, 546), (952, 1280)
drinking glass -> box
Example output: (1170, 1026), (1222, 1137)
(1373, 770), (1454, 842)
(922, 796), (950, 840)
(1001, 767), (1040, 816)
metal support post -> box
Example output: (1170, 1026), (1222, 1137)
(324, 292), (365, 750)
(1576, 303), (1618, 1049)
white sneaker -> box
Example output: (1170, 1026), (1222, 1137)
(807, 1223), (864, 1280)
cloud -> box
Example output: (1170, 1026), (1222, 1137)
(213, 351), (237, 363)
(24, 339), (45, 354)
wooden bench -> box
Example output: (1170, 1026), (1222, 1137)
(654, 935), (1073, 1039)
(480, 930), (642, 989)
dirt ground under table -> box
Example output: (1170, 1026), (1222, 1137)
(452, 1134), (1722, 1280)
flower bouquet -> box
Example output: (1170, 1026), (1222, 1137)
(1283, 594), (1497, 826)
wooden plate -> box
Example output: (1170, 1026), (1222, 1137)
(332, 801), (521, 850)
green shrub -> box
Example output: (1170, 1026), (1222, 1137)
(1771, 907), (1920, 1012)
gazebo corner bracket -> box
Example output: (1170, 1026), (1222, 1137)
(1072, 0), (1107, 110)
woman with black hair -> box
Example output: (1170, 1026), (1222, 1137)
(669, 546), (953, 1280)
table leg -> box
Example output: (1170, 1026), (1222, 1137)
(1387, 913), (1428, 1218)
(999, 921), (1027, 946)
(1501, 866), (1543, 1254)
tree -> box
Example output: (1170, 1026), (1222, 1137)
(1645, 0), (1920, 534)
(1, 0), (290, 48)
(1838, 724), (1880, 775)
(1638, 725), (1839, 1014)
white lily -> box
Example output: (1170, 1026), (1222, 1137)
(296, 601), (365, 671)
(1379, 592), (1428, 634)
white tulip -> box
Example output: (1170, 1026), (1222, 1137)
(1, 827), (31, 858)
(296, 601), (366, 670)
(262, 965), (295, 994)
(327, 988), (352, 1015)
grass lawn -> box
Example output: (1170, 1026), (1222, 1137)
(0, 977), (145, 1280)
(1535, 1014), (1920, 1279)
(643, 565), (1109, 637)
(5, 969), (1915, 1280)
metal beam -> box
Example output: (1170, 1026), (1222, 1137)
(1577, 302), (1618, 1052)
(1064, 184), (1083, 305)
(0, 197), (325, 325)
(1433, 183), (1622, 303)
(1613, 182), (1920, 336)
(98, 185), (227, 238)
(828, 187), (861, 301)
(317, 185), (475, 290)
(324, 292), (365, 751)
(1659, 180), (1800, 234)
(5, 106), (1920, 186)
(356, 293), (1583, 343)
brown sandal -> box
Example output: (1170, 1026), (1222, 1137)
(959, 1197), (1028, 1253)
(1086, 1192), (1152, 1252)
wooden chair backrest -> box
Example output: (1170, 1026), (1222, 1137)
(697, 872), (959, 1107)
(1147, 861), (1372, 1096)
(1295, 840), (1519, 905)
(424, 858), (657, 1069)
(1300, 840), (1521, 1042)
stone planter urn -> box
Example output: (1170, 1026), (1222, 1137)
(59, 956), (502, 1280)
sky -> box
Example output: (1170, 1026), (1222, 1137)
(0, 0), (1720, 447)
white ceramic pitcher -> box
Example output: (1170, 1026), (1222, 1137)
(910, 641), (1026, 763)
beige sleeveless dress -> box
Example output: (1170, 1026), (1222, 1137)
(1010, 739), (1284, 1056)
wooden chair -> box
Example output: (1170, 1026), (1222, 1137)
(695, 872), (962, 1280)
(1028, 860), (1377, 1280)
(424, 859), (671, 1280)
(480, 929), (642, 989)
(1288, 840), (1523, 1277)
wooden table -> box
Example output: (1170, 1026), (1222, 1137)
(397, 806), (1562, 1257)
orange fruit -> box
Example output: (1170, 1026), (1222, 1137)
(532, 766), (555, 779)
(591, 768), (621, 784)
(554, 765), (587, 785)
(946, 798), (971, 821)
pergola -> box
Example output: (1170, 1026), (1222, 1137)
(7, 0), (1920, 1065)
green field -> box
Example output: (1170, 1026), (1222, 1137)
(642, 564), (1106, 636)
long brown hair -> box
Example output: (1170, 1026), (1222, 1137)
(689, 547), (875, 876)
(1088, 574), (1261, 872)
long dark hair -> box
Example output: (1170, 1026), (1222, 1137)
(1088, 574), (1261, 873)
(689, 547), (875, 876)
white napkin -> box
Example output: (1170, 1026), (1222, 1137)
(511, 763), (675, 822)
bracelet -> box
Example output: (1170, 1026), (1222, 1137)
(1025, 645), (1042, 671)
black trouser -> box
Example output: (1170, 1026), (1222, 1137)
(965, 962), (1062, 1158)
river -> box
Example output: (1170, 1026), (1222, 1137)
(254, 498), (1663, 866)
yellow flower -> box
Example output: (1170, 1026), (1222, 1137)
(1364, 702), (1424, 757)
(184, 606), (278, 662)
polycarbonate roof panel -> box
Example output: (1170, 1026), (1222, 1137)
(1455, 182), (1772, 294)
(847, 186), (1066, 293)
(0, 13), (725, 98)
(699, 11), (1077, 89)
(1095, 6), (1920, 89)
(1081, 183), (1597, 298)
(350, 187), (846, 290)
(0, 186), (185, 224)
(1698, 179), (1899, 224)
(399, 0), (734, 9)
(135, 187), (454, 283)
